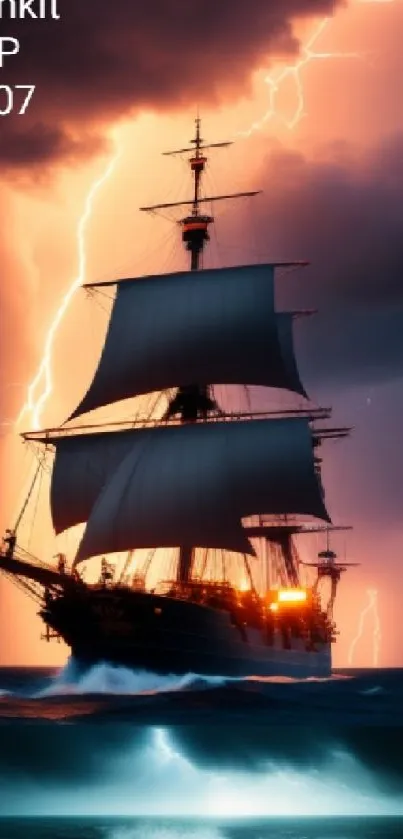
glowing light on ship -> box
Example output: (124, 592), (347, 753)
(278, 589), (307, 603)
(238, 578), (251, 591)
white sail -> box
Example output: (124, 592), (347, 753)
(69, 264), (307, 419)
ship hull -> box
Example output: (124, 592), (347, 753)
(41, 586), (331, 679)
(72, 642), (330, 679)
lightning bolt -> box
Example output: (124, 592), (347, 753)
(237, 0), (396, 137)
(348, 588), (382, 667)
(154, 728), (196, 771)
(17, 146), (120, 432)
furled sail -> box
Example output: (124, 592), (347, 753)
(69, 264), (307, 420)
(41, 418), (330, 564)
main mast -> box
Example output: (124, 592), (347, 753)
(177, 119), (209, 582)
(183, 116), (212, 271)
(162, 118), (219, 430)
(142, 117), (257, 584)
(175, 118), (218, 583)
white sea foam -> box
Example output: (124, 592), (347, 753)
(360, 685), (385, 695)
(35, 657), (347, 698)
(38, 659), (228, 697)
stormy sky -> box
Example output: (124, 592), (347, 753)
(0, 0), (402, 666)
(0, 0), (343, 168)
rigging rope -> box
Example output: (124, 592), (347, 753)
(13, 459), (43, 533)
(27, 462), (44, 552)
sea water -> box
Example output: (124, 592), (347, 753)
(0, 816), (402, 839)
(0, 665), (402, 835)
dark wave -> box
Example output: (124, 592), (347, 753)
(0, 663), (402, 726)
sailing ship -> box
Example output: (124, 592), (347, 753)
(0, 119), (355, 677)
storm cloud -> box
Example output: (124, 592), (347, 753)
(0, 0), (343, 169)
(237, 135), (403, 391)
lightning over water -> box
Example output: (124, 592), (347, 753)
(348, 589), (382, 666)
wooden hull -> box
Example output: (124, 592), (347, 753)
(40, 586), (332, 678)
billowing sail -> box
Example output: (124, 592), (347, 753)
(41, 417), (330, 563)
(51, 431), (137, 535)
(277, 313), (307, 399)
(69, 264), (307, 420)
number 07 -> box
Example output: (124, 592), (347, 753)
(0, 85), (35, 116)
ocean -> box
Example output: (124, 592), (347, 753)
(0, 816), (402, 839)
(0, 665), (402, 835)
(0, 663), (402, 725)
